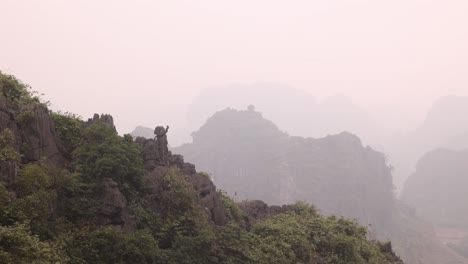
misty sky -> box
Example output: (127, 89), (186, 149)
(1, 0), (468, 139)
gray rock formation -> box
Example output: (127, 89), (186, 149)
(154, 126), (169, 165)
(86, 113), (116, 131)
(18, 104), (62, 164)
(0, 97), (63, 186)
(97, 178), (136, 232)
(135, 127), (227, 226)
(188, 172), (227, 226)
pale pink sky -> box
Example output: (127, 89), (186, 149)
(1, 0), (468, 137)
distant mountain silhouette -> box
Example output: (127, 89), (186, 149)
(402, 148), (468, 229)
(187, 83), (382, 146)
(387, 95), (468, 191)
(445, 132), (468, 150)
(130, 125), (154, 139)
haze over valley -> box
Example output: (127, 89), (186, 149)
(2, 1), (468, 263)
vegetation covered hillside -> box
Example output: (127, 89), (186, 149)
(0, 72), (403, 263)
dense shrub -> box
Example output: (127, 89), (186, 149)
(73, 122), (144, 197)
(51, 112), (82, 160)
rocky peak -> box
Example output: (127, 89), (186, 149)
(135, 125), (227, 226)
(86, 113), (116, 131)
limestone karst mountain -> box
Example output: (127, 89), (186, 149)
(175, 106), (468, 264)
(388, 95), (468, 191)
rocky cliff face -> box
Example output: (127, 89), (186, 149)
(97, 177), (137, 232)
(0, 96), (63, 186)
(135, 135), (227, 226)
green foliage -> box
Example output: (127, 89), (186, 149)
(2, 164), (56, 239)
(214, 203), (401, 264)
(0, 129), (19, 162)
(52, 168), (98, 226)
(73, 122), (144, 196)
(150, 168), (214, 253)
(219, 191), (245, 226)
(215, 223), (267, 264)
(0, 183), (12, 223)
(0, 72), (40, 108)
(0, 224), (63, 264)
(7, 190), (56, 240)
(152, 168), (200, 218)
(16, 109), (35, 125)
(161, 228), (215, 264)
(51, 111), (82, 160)
(61, 226), (160, 264)
(15, 164), (50, 198)
(252, 213), (315, 263)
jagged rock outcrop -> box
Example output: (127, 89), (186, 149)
(86, 113), (116, 131)
(188, 172), (227, 225)
(97, 177), (136, 232)
(135, 132), (227, 226)
(135, 137), (164, 169)
(18, 104), (62, 164)
(0, 97), (63, 185)
(135, 136), (170, 169)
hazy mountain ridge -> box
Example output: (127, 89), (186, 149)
(388, 95), (468, 190)
(130, 125), (154, 139)
(186, 84), (382, 147)
(175, 106), (468, 264)
(402, 148), (468, 229)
